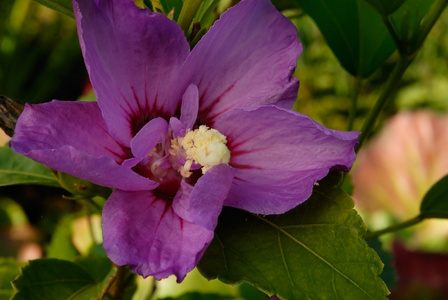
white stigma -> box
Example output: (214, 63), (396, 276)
(178, 125), (230, 176)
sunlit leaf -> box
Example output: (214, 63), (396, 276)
(420, 174), (448, 218)
(32, 0), (73, 18)
(294, 0), (396, 77)
(198, 187), (389, 299)
(0, 146), (60, 188)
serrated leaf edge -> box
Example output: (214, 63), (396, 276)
(254, 214), (374, 299)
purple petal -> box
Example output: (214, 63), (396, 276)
(169, 117), (186, 138)
(174, 0), (301, 123)
(130, 117), (168, 160)
(11, 101), (156, 190)
(73, 0), (189, 146)
(180, 84), (199, 130)
(172, 164), (235, 230)
(102, 190), (214, 282)
(213, 106), (359, 214)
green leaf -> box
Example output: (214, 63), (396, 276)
(32, 0), (73, 18)
(153, 268), (242, 299)
(366, 238), (396, 290)
(11, 258), (112, 300)
(159, 0), (183, 21)
(0, 146), (60, 188)
(46, 217), (79, 260)
(389, 0), (435, 46)
(0, 258), (21, 300)
(420, 174), (448, 218)
(159, 293), (237, 300)
(74, 255), (112, 284)
(198, 187), (389, 299)
(294, 0), (396, 77)
(363, 0), (406, 16)
(56, 172), (112, 199)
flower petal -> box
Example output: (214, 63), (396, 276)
(172, 164), (235, 230)
(169, 117), (186, 138)
(102, 190), (214, 281)
(73, 0), (190, 146)
(175, 0), (301, 123)
(213, 106), (359, 214)
(131, 117), (168, 160)
(180, 84), (199, 130)
(11, 101), (156, 191)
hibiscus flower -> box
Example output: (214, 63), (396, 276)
(11, 0), (359, 281)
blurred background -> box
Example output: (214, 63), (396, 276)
(1, 0), (448, 299)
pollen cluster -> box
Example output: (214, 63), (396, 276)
(178, 125), (230, 176)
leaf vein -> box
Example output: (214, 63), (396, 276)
(253, 214), (374, 299)
(277, 231), (296, 299)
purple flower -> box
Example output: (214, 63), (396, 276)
(11, 0), (359, 281)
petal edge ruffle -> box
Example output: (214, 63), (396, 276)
(73, 0), (190, 146)
(174, 0), (302, 123)
(11, 100), (156, 191)
(214, 106), (359, 214)
(102, 190), (214, 281)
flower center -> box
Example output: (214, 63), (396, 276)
(171, 125), (230, 177)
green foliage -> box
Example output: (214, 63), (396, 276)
(389, 0), (435, 50)
(294, 0), (396, 77)
(3, 0), (448, 298)
(45, 216), (79, 260)
(420, 174), (448, 218)
(364, 0), (406, 15)
(74, 255), (113, 284)
(0, 197), (28, 227)
(159, 293), (236, 300)
(11, 257), (113, 300)
(0, 146), (60, 187)
(198, 186), (389, 300)
(366, 238), (397, 290)
(56, 172), (112, 200)
(0, 258), (21, 300)
(0, 1), (84, 104)
(31, 0), (73, 17)
(159, 0), (183, 21)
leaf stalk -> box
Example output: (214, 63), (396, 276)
(356, 55), (412, 151)
(365, 212), (448, 239)
(347, 76), (362, 131)
(365, 215), (423, 239)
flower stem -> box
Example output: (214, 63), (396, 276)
(382, 15), (403, 52)
(347, 76), (362, 131)
(415, 0), (448, 51)
(356, 0), (447, 151)
(364, 215), (423, 239)
(177, 0), (202, 34)
(95, 265), (128, 300)
(365, 212), (448, 239)
(356, 54), (412, 151)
